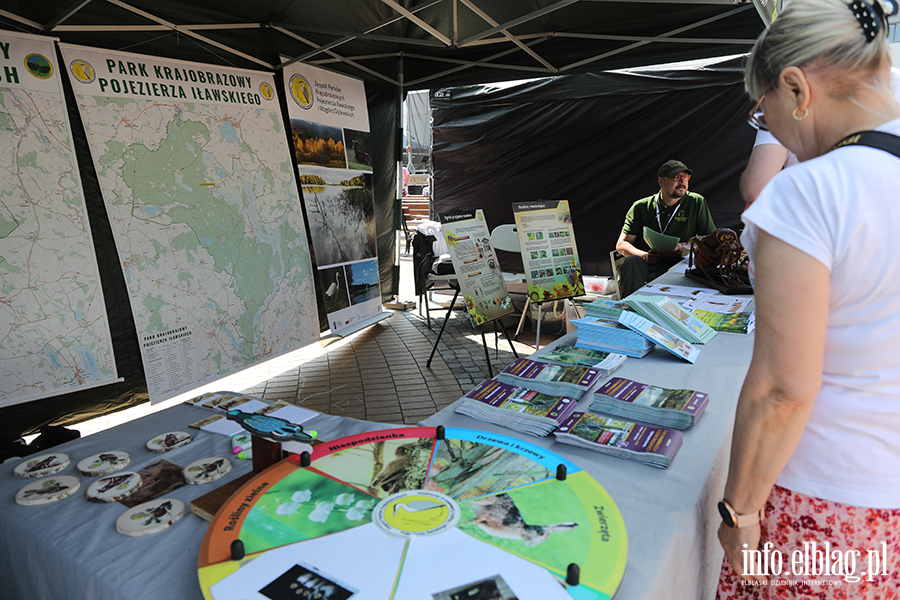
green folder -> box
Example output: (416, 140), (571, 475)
(643, 226), (679, 250)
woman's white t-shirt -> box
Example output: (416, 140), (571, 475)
(742, 117), (900, 509)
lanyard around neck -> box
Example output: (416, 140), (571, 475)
(656, 193), (681, 234)
(831, 130), (900, 158)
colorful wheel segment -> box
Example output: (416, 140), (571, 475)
(198, 427), (626, 600)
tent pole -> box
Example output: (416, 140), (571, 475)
(395, 53), (405, 271)
(451, 0), (458, 47)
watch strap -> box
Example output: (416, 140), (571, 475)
(718, 499), (761, 528)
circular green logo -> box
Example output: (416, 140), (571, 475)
(24, 54), (53, 80)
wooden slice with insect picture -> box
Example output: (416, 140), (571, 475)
(15, 475), (81, 506)
(183, 457), (232, 485)
(146, 431), (192, 453)
(77, 451), (130, 476)
(85, 471), (142, 503)
(13, 453), (70, 479)
(116, 498), (185, 537)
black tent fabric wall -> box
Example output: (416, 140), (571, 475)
(431, 61), (757, 278)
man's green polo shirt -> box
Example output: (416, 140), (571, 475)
(621, 191), (716, 252)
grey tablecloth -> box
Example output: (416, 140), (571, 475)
(422, 270), (754, 600)
(0, 404), (400, 600)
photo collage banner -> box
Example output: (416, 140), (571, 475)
(58, 43), (321, 403)
(281, 61), (383, 335)
(0, 31), (118, 407)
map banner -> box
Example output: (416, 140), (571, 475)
(59, 43), (320, 403)
(281, 62), (383, 335)
(512, 200), (585, 304)
(438, 210), (514, 328)
(0, 31), (118, 407)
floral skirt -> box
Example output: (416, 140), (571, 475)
(717, 485), (900, 599)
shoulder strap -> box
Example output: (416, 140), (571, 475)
(831, 130), (900, 159)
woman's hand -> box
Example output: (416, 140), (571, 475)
(718, 521), (767, 583)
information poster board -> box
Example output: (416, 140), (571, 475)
(512, 200), (585, 303)
(752, 0), (782, 26)
(439, 210), (514, 327)
(59, 43), (320, 403)
(0, 32), (118, 407)
(281, 62), (384, 335)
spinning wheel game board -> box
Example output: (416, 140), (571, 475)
(199, 427), (627, 600)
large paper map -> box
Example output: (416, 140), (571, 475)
(0, 32), (117, 407)
(59, 44), (319, 403)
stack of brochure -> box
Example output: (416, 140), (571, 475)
(495, 358), (603, 400)
(616, 311), (699, 363)
(691, 309), (756, 334)
(554, 411), (683, 468)
(591, 377), (710, 430)
(582, 298), (632, 320)
(532, 345), (627, 375)
(572, 316), (654, 358)
(625, 295), (717, 344)
(455, 379), (578, 436)
(573, 311), (700, 363)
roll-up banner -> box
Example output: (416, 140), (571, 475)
(438, 210), (514, 327)
(0, 31), (118, 407)
(512, 200), (585, 304)
(59, 43), (320, 403)
(280, 61), (386, 336)
(752, 0), (782, 27)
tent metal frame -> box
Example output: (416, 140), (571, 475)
(4, 0), (763, 90)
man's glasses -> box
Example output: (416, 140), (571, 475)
(668, 174), (691, 182)
(748, 94), (768, 131)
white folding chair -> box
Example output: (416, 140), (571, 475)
(490, 224), (547, 348)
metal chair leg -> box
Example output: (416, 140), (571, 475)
(514, 296), (530, 340)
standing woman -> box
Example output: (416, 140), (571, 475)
(718, 0), (900, 596)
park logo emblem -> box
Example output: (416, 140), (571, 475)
(24, 53), (53, 79)
(289, 73), (313, 110)
(69, 59), (95, 84)
(373, 490), (460, 538)
(259, 81), (274, 101)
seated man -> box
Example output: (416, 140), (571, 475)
(615, 160), (716, 297)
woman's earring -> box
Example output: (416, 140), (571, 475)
(792, 107), (809, 121)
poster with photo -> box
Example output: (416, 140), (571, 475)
(439, 211), (514, 328)
(282, 62), (384, 335)
(512, 200), (585, 304)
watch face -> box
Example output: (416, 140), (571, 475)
(717, 501), (735, 528)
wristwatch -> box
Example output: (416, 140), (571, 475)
(717, 499), (762, 528)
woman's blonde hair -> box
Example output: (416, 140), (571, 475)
(745, 0), (892, 99)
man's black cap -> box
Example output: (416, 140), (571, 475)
(658, 160), (693, 179)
